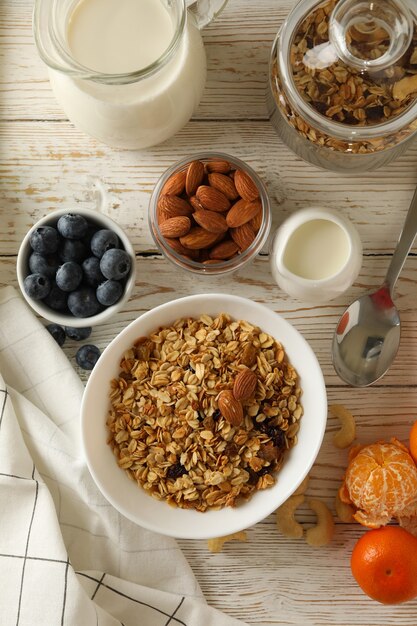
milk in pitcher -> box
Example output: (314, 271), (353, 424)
(48, 0), (207, 148)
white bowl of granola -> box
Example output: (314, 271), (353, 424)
(81, 294), (327, 539)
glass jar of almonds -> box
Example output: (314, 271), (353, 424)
(267, 0), (417, 172)
(149, 152), (271, 275)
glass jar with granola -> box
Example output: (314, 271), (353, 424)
(267, 0), (417, 172)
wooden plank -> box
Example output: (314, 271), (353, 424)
(179, 519), (417, 625)
(1, 255), (417, 388)
(0, 0), (293, 122)
(1, 120), (417, 255)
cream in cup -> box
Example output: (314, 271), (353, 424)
(270, 207), (362, 303)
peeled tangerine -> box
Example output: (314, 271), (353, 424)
(339, 438), (417, 533)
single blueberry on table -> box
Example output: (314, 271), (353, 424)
(23, 273), (51, 300)
(76, 344), (101, 370)
(28, 252), (60, 278)
(67, 287), (102, 318)
(59, 239), (88, 264)
(96, 280), (123, 306)
(82, 256), (105, 287)
(57, 213), (88, 240)
(56, 261), (83, 292)
(43, 283), (68, 311)
(100, 248), (131, 281)
(65, 326), (92, 341)
(91, 229), (119, 258)
(46, 324), (66, 347)
(29, 226), (60, 255)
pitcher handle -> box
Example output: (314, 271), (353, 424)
(186, 0), (229, 29)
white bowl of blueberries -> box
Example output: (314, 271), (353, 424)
(17, 208), (136, 367)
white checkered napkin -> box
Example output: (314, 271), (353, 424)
(0, 287), (247, 626)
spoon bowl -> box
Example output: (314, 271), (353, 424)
(333, 286), (400, 387)
(332, 186), (417, 387)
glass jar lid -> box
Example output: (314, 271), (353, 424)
(277, 0), (417, 141)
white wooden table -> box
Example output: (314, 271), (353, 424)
(1, 1), (417, 624)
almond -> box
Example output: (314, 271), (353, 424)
(193, 210), (228, 234)
(186, 160), (205, 196)
(234, 169), (260, 201)
(212, 231), (227, 245)
(218, 390), (243, 426)
(160, 216), (191, 238)
(165, 237), (198, 258)
(189, 195), (205, 212)
(208, 173), (239, 200)
(209, 239), (239, 260)
(196, 185), (230, 213)
(249, 208), (263, 232)
(180, 227), (220, 250)
(226, 198), (262, 228)
(157, 207), (169, 224)
(230, 223), (256, 251)
(199, 248), (211, 262)
(205, 160), (232, 174)
(226, 199), (248, 224)
(233, 368), (257, 401)
(158, 194), (193, 218)
(161, 170), (186, 196)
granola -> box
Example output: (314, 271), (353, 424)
(270, 0), (417, 154)
(107, 313), (303, 512)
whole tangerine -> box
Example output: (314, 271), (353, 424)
(410, 420), (417, 464)
(351, 526), (417, 604)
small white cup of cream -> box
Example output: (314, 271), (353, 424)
(270, 207), (362, 303)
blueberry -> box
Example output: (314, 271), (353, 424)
(82, 256), (105, 287)
(46, 324), (66, 347)
(67, 287), (102, 318)
(56, 261), (83, 292)
(57, 213), (88, 240)
(59, 239), (88, 263)
(100, 249), (131, 280)
(65, 326), (92, 341)
(76, 344), (101, 370)
(96, 280), (123, 306)
(81, 223), (98, 247)
(29, 226), (60, 255)
(28, 252), (60, 278)
(23, 273), (51, 300)
(91, 229), (119, 258)
(43, 283), (68, 311)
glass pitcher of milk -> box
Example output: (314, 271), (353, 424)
(33, 0), (228, 149)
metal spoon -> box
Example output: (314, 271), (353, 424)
(332, 185), (417, 387)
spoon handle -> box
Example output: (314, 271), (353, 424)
(385, 185), (417, 295)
